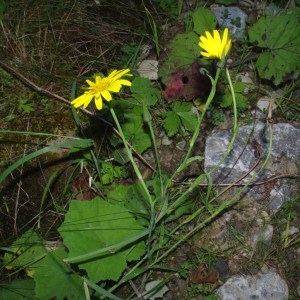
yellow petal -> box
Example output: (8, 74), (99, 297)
(117, 79), (132, 86)
(94, 96), (103, 110)
(86, 79), (95, 86)
(220, 28), (228, 56)
(224, 39), (231, 57)
(109, 68), (132, 80)
(200, 51), (211, 58)
(213, 30), (221, 47)
(204, 31), (213, 42)
(71, 93), (94, 109)
(101, 90), (112, 101)
(108, 82), (122, 93)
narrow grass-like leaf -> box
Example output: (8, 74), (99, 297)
(83, 277), (122, 300)
(0, 139), (94, 185)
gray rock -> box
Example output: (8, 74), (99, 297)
(204, 123), (300, 210)
(217, 271), (289, 300)
(212, 6), (247, 39)
(251, 224), (274, 249)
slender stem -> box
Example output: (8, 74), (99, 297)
(168, 67), (221, 186)
(109, 108), (153, 206)
(226, 67), (238, 134)
(109, 107), (156, 252)
(146, 117), (163, 192)
(152, 125), (273, 267)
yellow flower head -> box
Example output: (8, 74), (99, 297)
(199, 28), (231, 60)
(71, 68), (132, 110)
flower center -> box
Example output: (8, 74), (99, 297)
(90, 78), (111, 94)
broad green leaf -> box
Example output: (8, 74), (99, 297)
(177, 111), (198, 132)
(159, 32), (200, 82)
(192, 7), (217, 35)
(0, 279), (35, 300)
(3, 230), (46, 274)
(122, 121), (152, 153)
(34, 248), (85, 300)
(173, 99), (198, 132)
(131, 77), (160, 106)
(159, 8), (216, 83)
(102, 172), (114, 184)
(172, 101), (192, 113)
(248, 9), (300, 85)
(219, 93), (247, 109)
(163, 111), (181, 137)
(58, 197), (146, 282)
(110, 104), (151, 154)
(163, 101), (197, 135)
(3, 231), (84, 300)
(107, 183), (151, 226)
(219, 82), (248, 109)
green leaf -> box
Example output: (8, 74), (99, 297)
(3, 230), (46, 273)
(83, 277), (122, 300)
(131, 77), (160, 106)
(3, 231), (85, 300)
(172, 101), (192, 113)
(58, 197), (146, 282)
(163, 111), (181, 137)
(248, 9), (300, 85)
(0, 280), (35, 300)
(219, 94), (232, 108)
(166, 198), (195, 222)
(34, 248), (85, 300)
(113, 165), (128, 179)
(163, 101), (197, 135)
(219, 82), (248, 109)
(110, 108), (151, 154)
(111, 147), (130, 165)
(122, 121), (152, 153)
(192, 7), (217, 35)
(177, 111), (198, 132)
(101, 172), (114, 184)
(0, 138), (94, 185)
(107, 184), (150, 226)
(158, 32), (200, 82)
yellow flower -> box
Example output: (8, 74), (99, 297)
(199, 28), (231, 60)
(71, 68), (132, 110)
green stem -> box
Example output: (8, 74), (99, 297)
(168, 67), (221, 185)
(109, 107), (155, 238)
(158, 66), (222, 222)
(158, 64), (239, 223)
(153, 123), (273, 268)
(143, 103), (164, 192)
(226, 67), (238, 134)
(110, 108), (152, 202)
